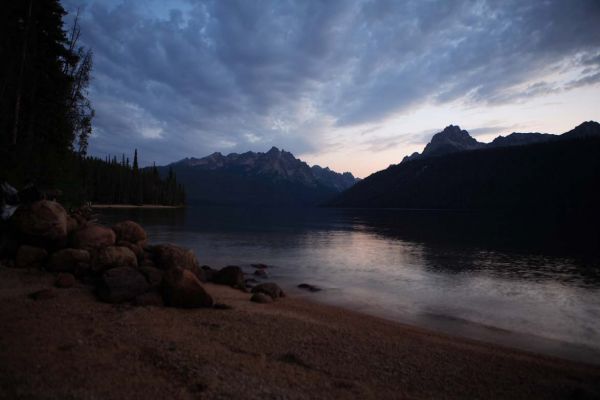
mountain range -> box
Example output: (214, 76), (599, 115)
(158, 147), (359, 206)
(330, 121), (600, 209)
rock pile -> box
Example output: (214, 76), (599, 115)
(0, 197), (286, 309)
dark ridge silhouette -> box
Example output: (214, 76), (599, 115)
(330, 121), (600, 210)
(157, 147), (359, 206)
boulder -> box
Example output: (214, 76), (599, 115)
(250, 293), (273, 304)
(117, 241), (143, 260)
(251, 263), (268, 269)
(298, 283), (322, 292)
(201, 265), (217, 282)
(66, 216), (78, 234)
(15, 245), (47, 268)
(149, 244), (200, 271)
(70, 224), (116, 250)
(251, 282), (285, 299)
(213, 266), (245, 289)
(47, 248), (90, 273)
(162, 267), (213, 308)
(112, 220), (147, 244)
(97, 267), (149, 303)
(134, 291), (164, 307)
(11, 200), (68, 246)
(93, 246), (137, 272)
(139, 266), (164, 288)
(55, 273), (76, 288)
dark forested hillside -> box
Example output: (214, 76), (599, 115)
(330, 136), (600, 210)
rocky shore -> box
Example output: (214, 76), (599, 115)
(1, 198), (600, 398)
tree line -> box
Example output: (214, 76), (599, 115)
(0, 0), (185, 206)
(77, 150), (185, 206)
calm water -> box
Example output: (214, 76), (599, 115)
(100, 207), (600, 364)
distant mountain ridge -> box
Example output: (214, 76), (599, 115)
(402, 121), (600, 162)
(330, 121), (600, 210)
(159, 147), (359, 206)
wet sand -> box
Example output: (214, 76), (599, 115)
(0, 266), (599, 399)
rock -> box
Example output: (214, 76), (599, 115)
(93, 246), (137, 272)
(149, 244), (200, 271)
(47, 248), (90, 273)
(112, 220), (147, 244)
(298, 283), (322, 292)
(66, 216), (78, 234)
(139, 266), (164, 288)
(97, 267), (150, 303)
(116, 241), (143, 260)
(251, 263), (268, 269)
(70, 224), (116, 250)
(162, 267), (213, 308)
(15, 245), (47, 268)
(213, 266), (245, 289)
(188, 264), (209, 282)
(201, 265), (216, 282)
(253, 269), (268, 278)
(250, 293), (273, 304)
(11, 200), (68, 247)
(134, 291), (164, 306)
(251, 282), (285, 299)
(55, 273), (76, 288)
(29, 288), (57, 300)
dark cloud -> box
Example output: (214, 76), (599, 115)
(62, 0), (600, 165)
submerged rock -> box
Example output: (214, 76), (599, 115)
(298, 283), (322, 292)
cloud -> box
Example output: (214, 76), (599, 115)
(62, 0), (600, 166)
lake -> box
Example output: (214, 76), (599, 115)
(99, 206), (600, 364)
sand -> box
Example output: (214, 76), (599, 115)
(0, 266), (599, 399)
(91, 204), (184, 209)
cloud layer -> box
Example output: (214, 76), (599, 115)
(63, 0), (600, 169)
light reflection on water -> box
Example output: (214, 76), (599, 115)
(99, 206), (600, 364)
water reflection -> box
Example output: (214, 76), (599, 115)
(99, 206), (600, 363)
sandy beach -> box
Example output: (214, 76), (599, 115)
(0, 266), (599, 399)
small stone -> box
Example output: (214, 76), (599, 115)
(55, 273), (76, 288)
(250, 292), (273, 304)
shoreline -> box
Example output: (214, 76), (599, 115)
(91, 204), (185, 209)
(1, 267), (598, 399)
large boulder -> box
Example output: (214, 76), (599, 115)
(15, 245), (47, 268)
(149, 244), (200, 271)
(139, 266), (164, 289)
(117, 241), (143, 260)
(93, 246), (137, 272)
(97, 267), (149, 303)
(213, 266), (245, 289)
(112, 220), (147, 244)
(70, 224), (115, 250)
(251, 282), (285, 299)
(47, 248), (90, 273)
(11, 200), (68, 247)
(162, 267), (213, 308)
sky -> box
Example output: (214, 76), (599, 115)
(62, 0), (600, 178)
